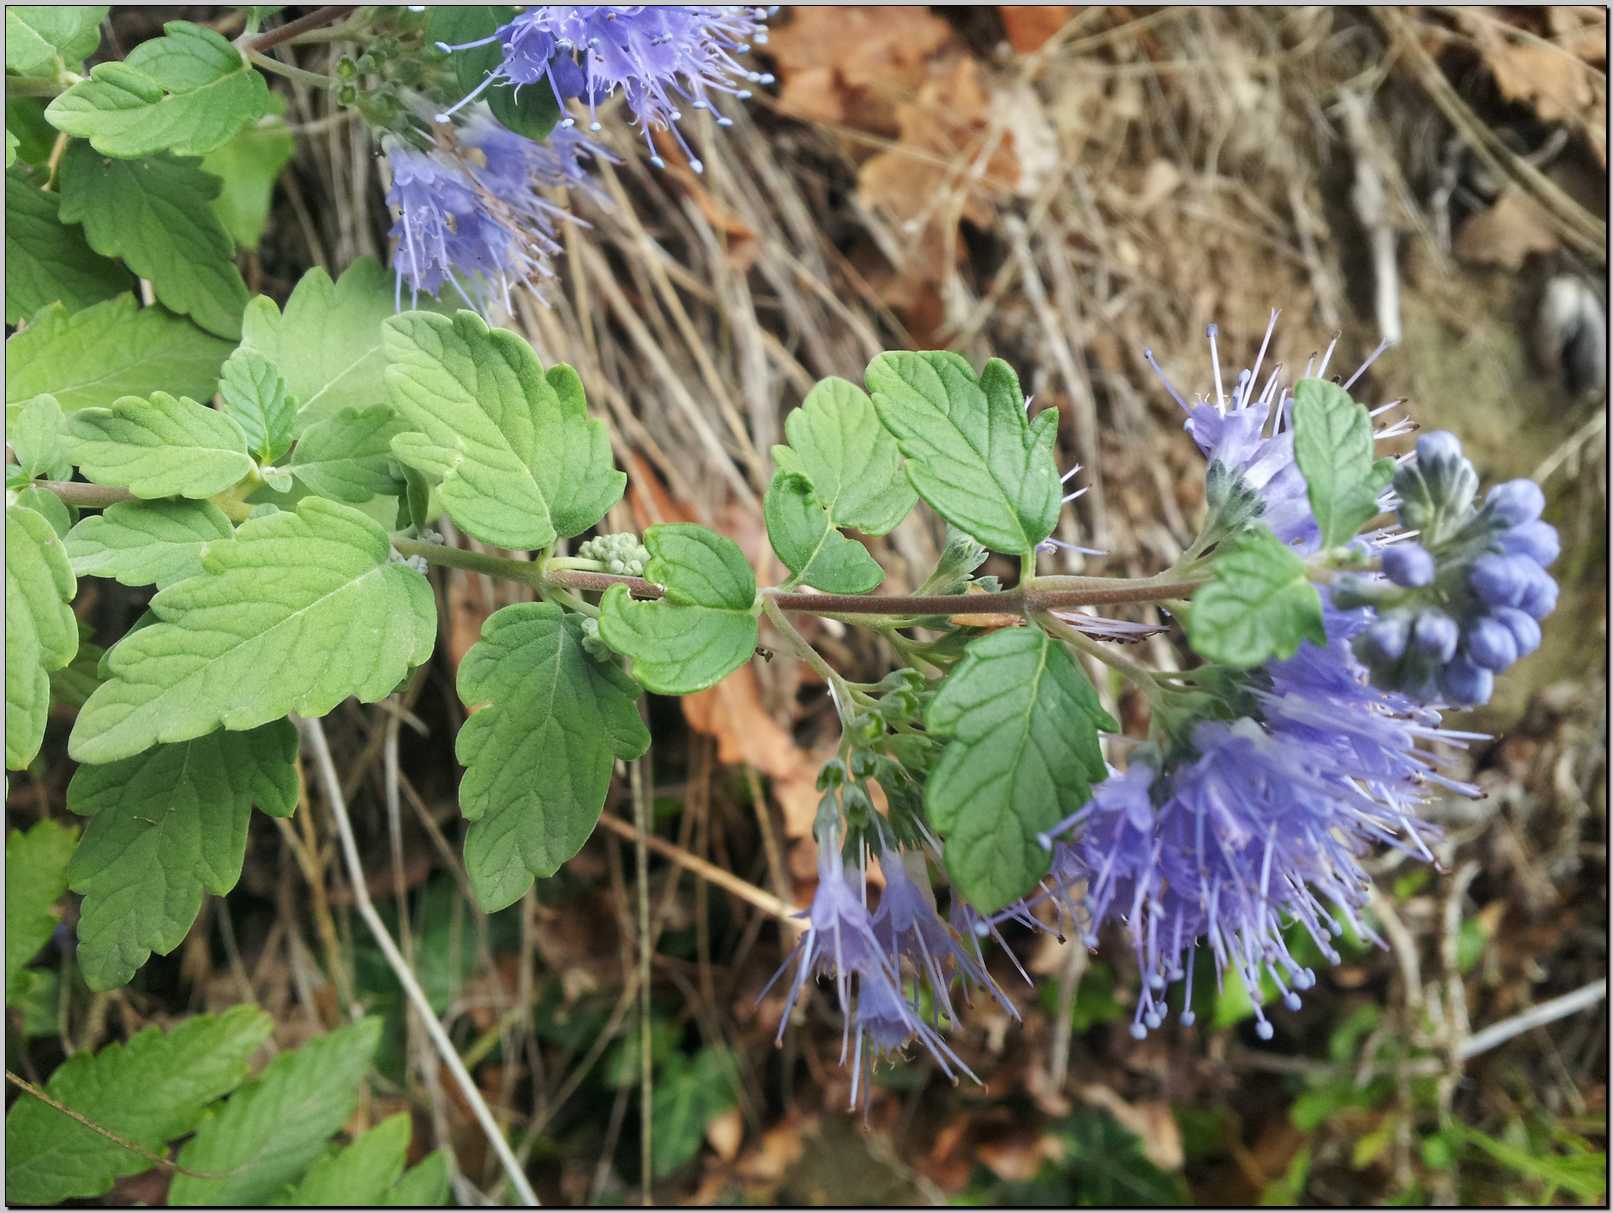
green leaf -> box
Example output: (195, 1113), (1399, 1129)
(383, 1150), (452, 1206)
(597, 523), (759, 694)
(5, 6), (106, 76)
(4, 168), (129, 324)
(239, 259), (422, 434)
(5, 295), (234, 413)
(457, 603), (651, 911)
(218, 347), (295, 464)
(925, 626), (1114, 913)
(58, 144), (249, 339)
(69, 497), (436, 764)
(8, 393), (71, 480)
(289, 406), (406, 503)
(383, 310), (624, 549)
(168, 1017), (382, 1206)
(1291, 378), (1395, 548)
(651, 1049), (738, 1178)
(66, 720), (297, 990)
(67, 391), (252, 499)
(45, 20), (268, 159)
(865, 351), (1060, 554)
(4, 129), (14, 169)
(3, 1005), (272, 1205)
(12, 485), (75, 538)
(65, 499), (233, 588)
(428, 6), (562, 142)
(1186, 526), (1326, 668)
(6, 98), (57, 166)
(5, 819), (77, 1003)
(50, 638), (105, 708)
(772, 376), (916, 534)
(199, 105), (294, 250)
(277, 1111), (412, 1206)
(763, 470), (882, 593)
(6, 503), (78, 770)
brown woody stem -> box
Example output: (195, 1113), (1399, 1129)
(240, 5), (357, 53)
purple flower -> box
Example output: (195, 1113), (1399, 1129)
(759, 828), (976, 1108)
(438, 6), (774, 174)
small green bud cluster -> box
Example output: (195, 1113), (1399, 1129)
(578, 616), (615, 664)
(577, 532), (651, 578)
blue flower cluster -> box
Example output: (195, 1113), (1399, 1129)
(386, 6), (772, 308)
(1351, 432), (1559, 707)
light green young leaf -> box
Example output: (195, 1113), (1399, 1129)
(8, 393), (71, 480)
(5, 819), (77, 1003)
(457, 603), (651, 911)
(597, 523), (759, 694)
(58, 144), (249, 339)
(1186, 525), (1326, 668)
(169, 1017), (382, 1206)
(384, 311), (624, 549)
(4, 295), (233, 412)
(6, 503), (78, 770)
(865, 351), (1060, 554)
(217, 346), (295, 464)
(289, 406), (406, 503)
(69, 497), (437, 764)
(199, 105), (294, 250)
(5, 6), (106, 76)
(239, 258), (420, 434)
(45, 20), (267, 159)
(772, 376), (915, 534)
(3, 1005), (272, 1205)
(1291, 378), (1395, 549)
(11, 485), (75, 538)
(65, 499), (233, 588)
(651, 1050), (738, 1178)
(67, 391), (252, 499)
(67, 720), (297, 990)
(277, 1111), (412, 1206)
(763, 470), (883, 594)
(925, 627), (1114, 913)
(382, 1150), (452, 1207)
(4, 168), (129, 325)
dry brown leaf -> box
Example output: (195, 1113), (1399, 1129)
(1459, 10), (1608, 164)
(763, 6), (958, 135)
(705, 1105), (744, 1162)
(977, 1127), (1065, 1182)
(999, 6), (1076, 54)
(1453, 187), (1562, 269)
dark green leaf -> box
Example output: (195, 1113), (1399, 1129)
(67, 720), (298, 990)
(4, 819), (77, 1003)
(428, 6), (562, 142)
(3, 1005), (272, 1205)
(925, 626), (1114, 912)
(4, 168), (129, 324)
(456, 603), (650, 911)
(277, 1112), (412, 1206)
(58, 145), (248, 339)
(6, 502), (78, 770)
(651, 1050), (738, 1178)
(865, 351), (1060, 554)
(1186, 526), (1326, 668)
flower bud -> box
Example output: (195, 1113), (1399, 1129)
(1517, 570), (1558, 621)
(1492, 607), (1541, 659)
(1468, 554), (1531, 608)
(1485, 479), (1545, 528)
(1462, 614), (1517, 671)
(1410, 609), (1459, 663)
(1381, 543), (1435, 588)
(1497, 520), (1560, 567)
(1358, 612), (1413, 665)
(1440, 657), (1494, 707)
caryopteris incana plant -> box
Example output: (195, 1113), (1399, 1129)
(4, 3), (1562, 1198)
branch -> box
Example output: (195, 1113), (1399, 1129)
(33, 480), (136, 508)
(593, 813), (802, 925)
(1457, 979), (1608, 1062)
(239, 5), (357, 54)
(295, 715), (542, 1208)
